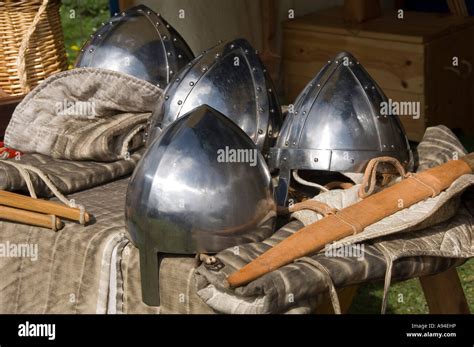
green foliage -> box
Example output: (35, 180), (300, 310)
(350, 259), (474, 314)
(60, 0), (110, 67)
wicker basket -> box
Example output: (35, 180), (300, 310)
(0, 0), (67, 96)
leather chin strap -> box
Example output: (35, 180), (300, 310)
(277, 199), (337, 216)
(359, 156), (409, 199)
(359, 156), (444, 200)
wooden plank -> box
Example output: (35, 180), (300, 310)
(283, 6), (474, 44)
(384, 90), (426, 142)
(118, 0), (135, 11)
(260, 0), (280, 83)
(282, 29), (424, 94)
(315, 285), (358, 314)
(0, 95), (22, 139)
(419, 267), (470, 314)
(425, 26), (474, 135)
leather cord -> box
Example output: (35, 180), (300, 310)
(359, 156), (408, 199)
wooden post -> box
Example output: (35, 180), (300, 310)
(419, 267), (470, 314)
(260, 0), (280, 83)
(315, 285), (358, 314)
(118, 0), (135, 12)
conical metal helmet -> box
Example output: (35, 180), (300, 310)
(146, 38), (282, 153)
(270, 52), (412, 205)
(75, 5), (194, 87)
(126, 104), (276, 255)
(127, 105), (276, 304)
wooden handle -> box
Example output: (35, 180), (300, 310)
(0, 205), (63, 230)
(0, 190), (89, 224)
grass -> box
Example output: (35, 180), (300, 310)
(350, 259), (474, 313)
(60, 0), (110, 68)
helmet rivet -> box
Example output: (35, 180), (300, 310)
(176, 78), (180, 82)
(146, 11), (151, 15)
(97, 34), (102, 38)
(314, 157), (318, 162)
(270, 109), (275, 113)
(218, 40), (224, 44)
(263, 69), (267, 73)
(258, 129), (264, 134)
(201, 66), (208, 72)
(178, 54), (182, 59)
(167, 52), (172, 56)
(391, 144), (395, 149)
(156, 83), (161, 88)
(173, 37), (177, 42)
(302, 111), (306, 115)
(256, 87), (262, 92)
(90, 34), (94, 39)
(89, 48), (94, 53)
(268, 130), (273, 135)
(215, 53), (221, 59)
(328, 60), (331, 63)
(156, 22), (160, 26)
(317, 83), (321, 87)
(244, 49), (249, 54)
(189, 81), (195, 86)
(166, 24), (170, 28)
(163, 35), (167, 40)
(178, 100), (183, 105)
(285, 141), (289, 146)
(292, 141), (296, 145)
(121, 12), (126, 16)
(165, 96), (169, 100)
(259, 107), (264, 112)
(335, 60), (339, 64)
(109, 21), (113, 25)
(268, 88), (272, 93)
(283, 157), (287, 161)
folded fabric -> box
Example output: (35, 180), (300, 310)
(0, 151), (142, 197)
(4, 68), (163, 162)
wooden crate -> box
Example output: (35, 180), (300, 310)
(282, 6), (474, 141)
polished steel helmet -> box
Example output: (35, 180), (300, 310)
(146, 38), (282, 153)
(270, 52), (412, 205)
(126, 105), (276, 303)
(75, 5), (194, 87)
